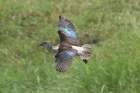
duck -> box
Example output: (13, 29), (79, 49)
(39, 16), (93, 72)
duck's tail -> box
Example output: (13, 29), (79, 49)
(79, 44), (93, 64)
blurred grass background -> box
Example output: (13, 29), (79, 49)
(0, 0), (140, 93)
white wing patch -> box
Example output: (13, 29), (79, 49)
(72, 46), (84, 55)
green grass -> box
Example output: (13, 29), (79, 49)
(0, 0), (140, 93)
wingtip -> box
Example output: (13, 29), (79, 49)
(56, 69), (66, 72)
(59, 15), (62, 20)
(59, 16), (65, 20)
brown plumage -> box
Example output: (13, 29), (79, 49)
(39, 16), (93, 72)
(55, 43), (77, 72)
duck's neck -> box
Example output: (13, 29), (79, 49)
(52, 45), (59, 52)
(39, 41), (59, 52)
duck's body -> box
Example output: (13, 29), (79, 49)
(39, 16), (93, 72)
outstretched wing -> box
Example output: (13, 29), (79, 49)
(58, 16), (79, 45)
(55, 50), (76, 72)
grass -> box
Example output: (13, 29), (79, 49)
(0, 0), (140, 93)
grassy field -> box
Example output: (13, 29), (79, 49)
(0, 0), (140, 93)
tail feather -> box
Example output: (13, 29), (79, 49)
(80, 44), (93, 61)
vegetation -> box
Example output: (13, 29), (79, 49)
(0, 0), (140, 93)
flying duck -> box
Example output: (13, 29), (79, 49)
(39, 16), (93, 72)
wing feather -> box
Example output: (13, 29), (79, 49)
(55, 50), (76, 72)
(55, 58), (72, 72)
(58, 16), (79, 45)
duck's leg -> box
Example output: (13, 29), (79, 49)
(39, 41), (59, 52)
